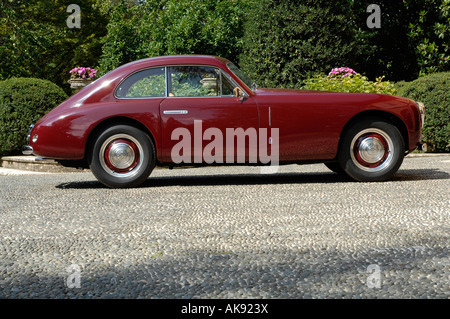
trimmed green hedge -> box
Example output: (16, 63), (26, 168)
(395, 72), (450, 152)
(239, 0), (357, 89)
(0, 77), (68, 156)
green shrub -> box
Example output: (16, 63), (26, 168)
(302, 70), (397, 95)
(395, 72), (450, 152)
(239, 0), (358, 89)
(0, 77), (68, 156)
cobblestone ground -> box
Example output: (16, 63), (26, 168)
(0, 155), (449, 298)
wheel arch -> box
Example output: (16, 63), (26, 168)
(338, 110), (409, 154)
(85, 116), (158, 162)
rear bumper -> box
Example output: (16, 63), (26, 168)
(415, 101), (426, 151)
(22, 145), (34, 155)
(22, 124), (35, 155)
(416, 102), (425, 129)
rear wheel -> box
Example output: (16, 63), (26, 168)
(88, 125), (155, 188)
(338, 119), (405, 182)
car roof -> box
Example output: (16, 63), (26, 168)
(118, 55), (231, 71)
(93, 55), (253, 97)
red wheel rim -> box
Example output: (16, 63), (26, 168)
(352, 132), (390, 169)
(103, 138), (140, 173)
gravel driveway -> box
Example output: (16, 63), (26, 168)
(0, 155), (449, 299)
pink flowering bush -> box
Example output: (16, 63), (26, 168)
(328, 67), (357, 78)
(69, 67), (98, 80)
(303, 67), (396, 95)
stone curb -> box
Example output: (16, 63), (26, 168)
(405, 153), (450, 157)
(0, 156), (86, 173)
(1, 153), (449, 173)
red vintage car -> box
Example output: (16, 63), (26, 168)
(22, 55), (425, 188)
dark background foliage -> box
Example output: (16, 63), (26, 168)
(0, 0), (107, 94)
(350, 0), (449, 81)
(239, 0), (358, 88)
(1, 0), (448, 86)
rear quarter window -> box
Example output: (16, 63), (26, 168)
(116, 67), (166, 98)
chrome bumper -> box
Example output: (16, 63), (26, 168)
(416, 102), (425, 128)
(22, 124), (35, 155)
(22, 145), (33, 155)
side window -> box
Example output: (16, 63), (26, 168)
(116, 67), (166, 98)
(221, 73), (237, 96)
(169, 66), (219, 97)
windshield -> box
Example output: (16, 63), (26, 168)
(226, 62), (257, 90)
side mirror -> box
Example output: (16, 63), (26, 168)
(233, 87), (244, 100)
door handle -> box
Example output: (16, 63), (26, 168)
(163, 110), (188, 115)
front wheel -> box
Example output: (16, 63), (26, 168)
(338, 120), (405, 182)
(88, 125), (155, 188)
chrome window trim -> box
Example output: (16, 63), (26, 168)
(226, 62), (257, 91)
(160, 96), (239, 99)
(114, 64), (248, 100)
(219, 69), (248, 97)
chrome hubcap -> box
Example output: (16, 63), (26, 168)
(99, 134), (144, 177)
(350, 128), (394, 172)
(358, 136), (386, 164)
(108, 141), (137, 170)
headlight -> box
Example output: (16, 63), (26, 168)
(416, 102), (425, 128)
(32, 134), (39, 143)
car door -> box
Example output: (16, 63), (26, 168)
(159, 65), (259, 164)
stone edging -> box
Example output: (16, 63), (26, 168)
(0, 156), (85, 173)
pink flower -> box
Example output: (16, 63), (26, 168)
(329, 67), (357, 78)
(70, 66), (98, 79)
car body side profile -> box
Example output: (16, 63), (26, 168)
(22, 55), (425, 188)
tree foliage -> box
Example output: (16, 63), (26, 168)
(405, 0), (450, 76)
(238, 0), (358, 89)
(0, 0), (108, 93)
(1, 0), (448, 89)
(349, 0), (449, 81)
(98, 0), (247, 74)
(239, 0), (449, 87)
